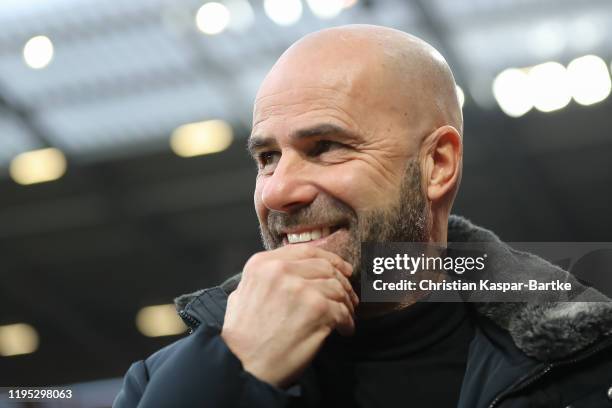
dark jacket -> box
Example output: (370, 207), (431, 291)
(113, 216), (612, 407)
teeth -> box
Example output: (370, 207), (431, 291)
(287, 227), (333, 243)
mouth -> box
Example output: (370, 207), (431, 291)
(280, 224), (346, 245)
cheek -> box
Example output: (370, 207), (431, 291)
(319, 162), (400, 213)
(253, 179), (267, 223)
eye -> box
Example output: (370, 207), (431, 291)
(310, 140), (344, 156)
(257, 151), (280, 171)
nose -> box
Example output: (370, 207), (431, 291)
(260, 152), (318, 213)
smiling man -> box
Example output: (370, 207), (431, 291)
(114, 25), (612, 408)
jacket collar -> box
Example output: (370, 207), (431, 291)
(175, 215), (612, 362)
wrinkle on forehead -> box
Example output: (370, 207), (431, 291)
(254, 24), (463, 141)
(253, 87), (355, 129)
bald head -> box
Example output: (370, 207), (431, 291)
(255, 24), (463, 140)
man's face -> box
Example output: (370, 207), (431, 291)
(250, 80), (429, 283)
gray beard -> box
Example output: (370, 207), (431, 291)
(259, 158), (429, 287)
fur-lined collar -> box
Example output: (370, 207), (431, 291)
(176, 215), (612, 362)
(448, 215), (612, 361)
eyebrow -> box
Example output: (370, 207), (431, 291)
(247, 123), (361, 158)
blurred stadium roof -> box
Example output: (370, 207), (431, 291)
(1, 0), (611, 167)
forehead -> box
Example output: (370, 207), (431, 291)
(251, 61), (396, 146)
(250, 38), (421, 147)
(252, 86), (362, 133)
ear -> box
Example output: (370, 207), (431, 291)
(423, 126), (462, 203)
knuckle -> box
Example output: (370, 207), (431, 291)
(329, 280), (344, 297)
(246, 251), (265, 266)
(320, 259), (335, 275)
(243, 252), (265, 274)
(331, 278), (344, 290)
(337, 304), (351, 322)
(300, 246), (317, 258)
(305, 293), (328, 316)
(314, 258), (335, 277)
(282, 277), (306, 295)
(264, 267), (281, 283)
(268, 260), (289, 277)
(249, 259), (285, 281)
(244, 256), (291, 283)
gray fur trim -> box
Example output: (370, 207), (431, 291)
(449, 215), (612, 361)
(507, 302), (612, 360)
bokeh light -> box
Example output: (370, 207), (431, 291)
(196, 2), (231, 35)
(264, 0), (303, 26)
(23, 35), (54, 69)
(567, 55), (611, 106)
(493, 68), (533, 117)
(528, 61), (572, 113)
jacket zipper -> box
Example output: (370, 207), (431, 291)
(488, 336), (612, 408)
(178, 309), (201, 334)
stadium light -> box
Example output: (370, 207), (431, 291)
(23, 35), (54, 69)
(528, 61), (571, 113)
(264, 0), (303, 26)
(492, 68), (533, 118)
(170, 119), (233, 157)
(567, 55), (611, 106)
(136, 305), (187, 337)
(0, 323), (39, 357)
(196, 2), (231, 35)
(10, 148), (67, 185)
(306, 0), (343, 19)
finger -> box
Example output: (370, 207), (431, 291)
(290, 259), (358, 306)
(286, 259), (340, 280)
(292, 258), (351, 290)
(327, 300), (355, 336)
(310, 278), (354, 316)
(331, 268), (359, 308)
(333, 268), (359, 308)
(276, 245), (354, 278)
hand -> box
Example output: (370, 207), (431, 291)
(221, 244), (358, 388)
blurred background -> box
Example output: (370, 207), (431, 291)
(1, 0), (611, 406)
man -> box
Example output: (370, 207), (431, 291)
(114, 25), (612, 407)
